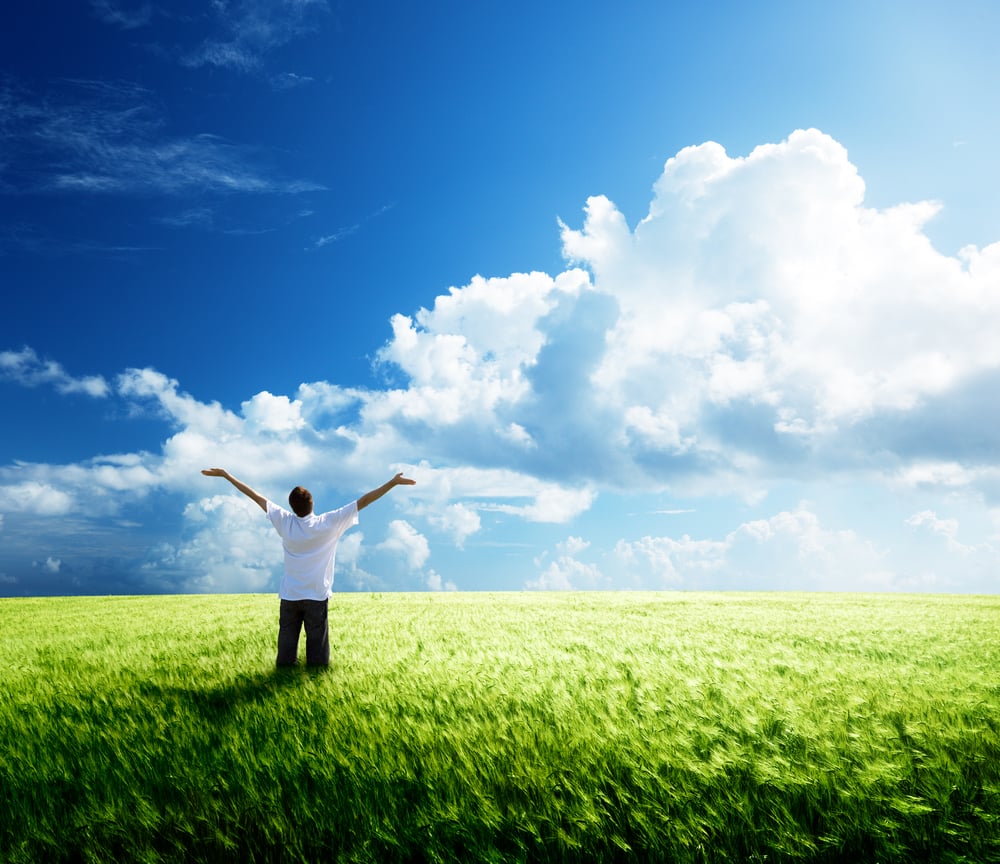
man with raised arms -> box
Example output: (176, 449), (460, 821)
(201, 467), (416, 667)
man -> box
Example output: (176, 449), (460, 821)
(201, 467), (416, 667)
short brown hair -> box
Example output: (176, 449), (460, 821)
(288, 486), (313, 517)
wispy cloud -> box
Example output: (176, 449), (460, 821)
(0, 78), (323, 197)
(0, 222), (160, 258)
(270, 71), (315, 91)
(156, 202), (316, 236)
(90, 0), (153, 30)
(156, 207), (215, 229)
(0, 347), (110, 397)
(310, 202), (395, 249)
(312, 224), (360, 248)
(181, 0), (329, 73)
(88, 1), (326, 90)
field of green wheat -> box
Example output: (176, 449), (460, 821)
(1, 591), (999, 863)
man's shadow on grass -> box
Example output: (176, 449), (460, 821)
(137, 665), (329, 723)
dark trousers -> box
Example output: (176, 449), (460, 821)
(276, 598), (330, 667)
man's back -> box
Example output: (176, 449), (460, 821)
(266, 500), (358, 600)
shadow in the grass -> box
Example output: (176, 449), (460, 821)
(137, 665), (330, 722)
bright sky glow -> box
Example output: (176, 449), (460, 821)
(3, 1), (1000, 595)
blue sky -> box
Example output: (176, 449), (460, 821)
(3, 0), (1000, 596)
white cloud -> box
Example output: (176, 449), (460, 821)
(0, 347), (109, 397)
(527, 537), (603, 591)
(602, 502), (1000, 593)
(906, 510), (970, 554)
(893, 461), (980, 490)
(370, 270), (589, 428)
(426, 570), (457, 591)
(612, 507), (891, 591)
(559, 128), (1000, 462)
(377, 520), (430, 570)
(525, 563), (574, 591)
(329, 532), (382, 591)
(35, 557), (61, 574)
(527, 535), (604, 591)
(898, 510), (1000, 590)
(485, 485), (596, 524)
(337, 531), (364, 566)
(406, 465), (593, 526)
(241, 391), (307, 435)
(613, 534), (724, 588)
(422, 502), (481, 548)
(144, 495), (281, 593)
(0, 482), (75, 516)
(559, 536), (590, 556)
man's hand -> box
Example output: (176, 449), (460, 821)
(358, 471), (416, 510)
(201, 467), (267, 512)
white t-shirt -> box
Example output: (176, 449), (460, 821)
(266, 499), (359, 600)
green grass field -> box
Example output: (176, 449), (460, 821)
(2, 591), (999, 863)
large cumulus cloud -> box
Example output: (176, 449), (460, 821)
(559, 130), (1000, 488)
(357, 129), (1000, 505)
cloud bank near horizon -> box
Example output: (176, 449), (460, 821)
(3, 129), (1000, 594)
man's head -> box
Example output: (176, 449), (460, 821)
(288, 486), (313, 517)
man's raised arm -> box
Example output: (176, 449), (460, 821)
(201, 468), (268, 512)
(357, 472), (416, 511)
